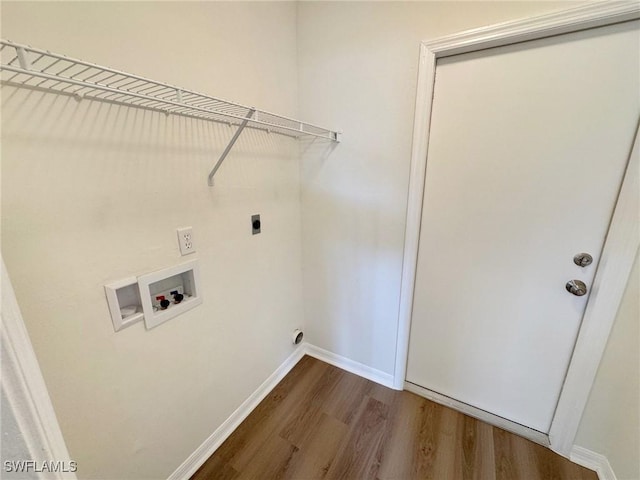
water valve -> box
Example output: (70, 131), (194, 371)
(156, 296), (171, 310)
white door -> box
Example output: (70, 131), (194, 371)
(406, 20), (639, 433)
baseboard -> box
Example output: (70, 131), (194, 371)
(570, 446), (617, 480)
(167, 345), (306, 480)
(304, 343), (395, 388)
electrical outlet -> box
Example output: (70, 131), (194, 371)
(177, 227), (195, 255)
(251, 214), (261, 235)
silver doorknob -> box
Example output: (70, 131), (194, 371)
(566, 280), (588, 296)
(573, 253), (593, 267)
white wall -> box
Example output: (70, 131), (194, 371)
(575, 253), (639, 480)
(297, 3), (637, 478)
(1, 2), (304, 478)
(297, 0), (577, 374)
(3, 2), (637, 479)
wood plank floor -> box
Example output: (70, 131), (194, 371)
(192, 356), (597, 480)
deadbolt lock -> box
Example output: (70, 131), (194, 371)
(573, 253), (593, 267)
(566, 279), (588, 297)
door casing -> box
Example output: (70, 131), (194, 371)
(394, 1), (640, 458)
(1, 257), (77, 478)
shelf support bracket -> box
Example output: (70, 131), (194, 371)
(208, 108), (256, 186)
(16, 47), (31, 70)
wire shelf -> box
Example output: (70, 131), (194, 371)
(0, 39), (340, 142)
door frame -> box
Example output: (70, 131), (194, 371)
(393, 1), (640, 457)
(1, 257), (77, 478)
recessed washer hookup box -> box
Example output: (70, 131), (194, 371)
(138, 259), (202, 329)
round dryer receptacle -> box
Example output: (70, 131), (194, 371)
(292, 329), (304, 345)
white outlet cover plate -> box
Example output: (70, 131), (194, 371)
(177, 227), (195, 255)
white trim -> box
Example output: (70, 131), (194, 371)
(167, 345), (306, 480)
(415, 2), (639, 58)
(570, 446), (617, 480)
(1, 258), (77, 479)
(394, 0), (640, 456)
(550, 124), (640, 455)
(404, 381), (549, 447)
(304, 344), (395, 389)
(393, 41), (435, 391)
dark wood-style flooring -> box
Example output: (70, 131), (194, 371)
(192, 356), (597, 480)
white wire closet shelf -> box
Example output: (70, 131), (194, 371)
(0, 39), (341, 185)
